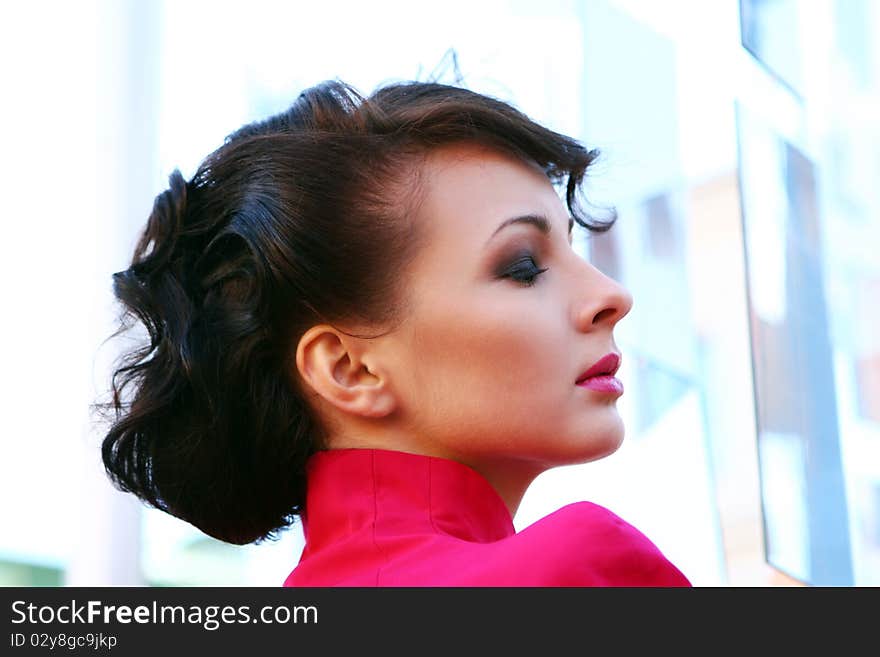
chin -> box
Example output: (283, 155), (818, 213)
(569, 421), (626, 464)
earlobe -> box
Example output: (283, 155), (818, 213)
(295, 324), (397, 418)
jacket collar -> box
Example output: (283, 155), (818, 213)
(301, 448), (515, 548)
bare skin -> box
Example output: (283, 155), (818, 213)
(295, 142), (633, 518)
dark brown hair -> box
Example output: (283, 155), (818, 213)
(99, 78), (615, 545)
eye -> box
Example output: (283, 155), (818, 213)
(504, 254), (548, 287)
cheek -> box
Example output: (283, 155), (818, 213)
(408, 305), (568, 413)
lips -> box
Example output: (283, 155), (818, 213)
(575, 353), (621, 384)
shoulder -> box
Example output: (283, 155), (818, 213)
(286, 501), (692, 587)
(493, 501), (691, 586)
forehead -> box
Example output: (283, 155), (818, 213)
(415, 143), (563, 238)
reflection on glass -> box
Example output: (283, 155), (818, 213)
(739, 0), (803, 96)
(833, 0), (873, 90)
(737, 104), (853, 585)
(826, 184), (880, 586)
(758, 431), (810, 580)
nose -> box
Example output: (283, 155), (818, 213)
(572, 261), (633, 331)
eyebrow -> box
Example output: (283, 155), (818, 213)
(485, 213), (575, 247)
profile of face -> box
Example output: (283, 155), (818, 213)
(296, 142), (633, 509)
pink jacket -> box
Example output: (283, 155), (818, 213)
(284, 448), (691, 587)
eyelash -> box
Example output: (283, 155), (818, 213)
(505, 254), (548, 287)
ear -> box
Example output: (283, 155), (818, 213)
(294, 324), (397, 418)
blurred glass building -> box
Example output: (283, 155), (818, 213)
(2, 0), (878, 586)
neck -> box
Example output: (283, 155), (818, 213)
(464, 457), (543, 518)
(324, 424), (546, 520)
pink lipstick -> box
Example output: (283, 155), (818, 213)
(577, 375), (624, 394)
(576, 353), (623, 395)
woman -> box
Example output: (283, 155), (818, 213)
(102, 78), (691, 586)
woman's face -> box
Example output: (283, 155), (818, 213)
(376, 142), (634, 477)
